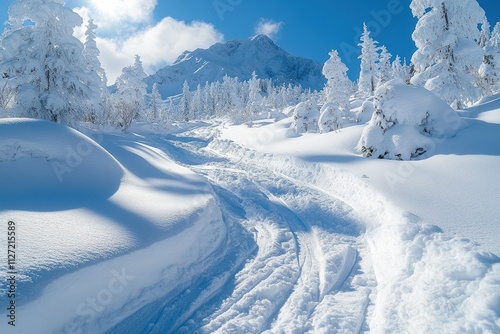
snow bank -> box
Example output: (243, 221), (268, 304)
(0, 122), (229, 333)
(0, 118), (123, 200)
(358, 79), (465, 160)
(0, 198), (227, 334)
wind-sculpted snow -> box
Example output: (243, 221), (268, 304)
(0, 118), (123, 201)
(0, 121), (229, 333)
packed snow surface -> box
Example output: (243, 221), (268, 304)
(1, 95), (500, 333)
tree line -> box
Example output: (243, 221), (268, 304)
(0, 0), (498, 132)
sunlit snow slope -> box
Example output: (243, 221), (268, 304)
(0, 98), (499, 334)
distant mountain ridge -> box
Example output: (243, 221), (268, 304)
(145, 35), (326, 97)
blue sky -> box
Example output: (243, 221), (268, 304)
(0, 0), (499, 82)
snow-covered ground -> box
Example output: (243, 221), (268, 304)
(0, 96), (499, 333)
(223, 95), (500, 255)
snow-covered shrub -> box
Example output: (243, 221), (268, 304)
(357, 79), (464, 160)
(318, 102), (343, 133)
(291, 101), (320, 133)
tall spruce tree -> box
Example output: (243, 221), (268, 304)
(410, 0), (487, 108)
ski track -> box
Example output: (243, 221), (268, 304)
(106, 122), (500, 333)
(147, 124), (375, 334)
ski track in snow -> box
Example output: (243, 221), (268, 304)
(115, 122), (500, 334)
(139, 125), (376, 333)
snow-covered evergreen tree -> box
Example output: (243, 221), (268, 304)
(111, 55), (147, 130)
(0, 0), (94, 125)
(148, 82), (161, 122)
(479, 23), (500, 95)
(491, 23), (500, 48)
(247, 71), (262, 117)
(478, 19), (491, 49)
(180, 80), (191, 121)
(83, 19), (106, 124)
(322, 49), (351, 114)
(376, 46), (392, 89)
(391, 56), (410, 82)
(358, 24), (380, 98)
(410, 0), (487, 108)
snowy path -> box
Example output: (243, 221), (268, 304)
(131, 125), (377, 333)
(121, 122), (500, 334)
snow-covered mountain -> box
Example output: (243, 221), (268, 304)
(145, 35), (326, 97)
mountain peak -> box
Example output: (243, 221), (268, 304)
(146, 37), (326, 97)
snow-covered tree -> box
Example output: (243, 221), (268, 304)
(0, 0), (94, 125)
(491, 23), (500, 48)
(83, 19), (106, 124)
(376, 46), (392, 89)
(358, 79), (464, 160)
(148, 82), (161, 122)
(247, 71), (262, 117)
(318, 102), (343, 133)
(478, 23), (500, 95)
(111, 55), (147, 130)
(322, 49), (351, 114)
(410, 0), (487, 108)
(391, 56), (410, 82)
(478, 19), (491, 49)
(358, 24), (380, 98)
(291, 100), (320, 133)
(191, 84), (203, 120)
(180, 80), (191, 121)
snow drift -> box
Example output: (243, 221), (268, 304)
(0, 118), (123, 201)
(358, 79), (465, 160)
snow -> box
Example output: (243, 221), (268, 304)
(0, 94), (499, 333)
(0, 119), (226, 333)
(221, 95), (500, 256)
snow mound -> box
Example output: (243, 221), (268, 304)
(358, 79), (465, 160)
(0, 118), (123, 200)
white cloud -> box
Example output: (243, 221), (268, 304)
(255, 19), (284, 40)
(72, 1), (224, 83)
(96, 18), (224, 82)
(78, 0), (157, 29)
